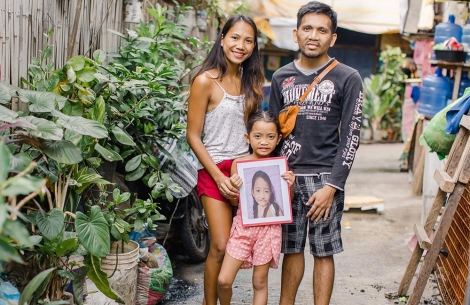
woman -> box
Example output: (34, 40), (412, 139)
(186, 15), (264, 305)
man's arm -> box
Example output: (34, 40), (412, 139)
(307, 71), (363, 221)
(327, 71), (363, 191)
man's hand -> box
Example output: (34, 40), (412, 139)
(306, 185), (337, 222)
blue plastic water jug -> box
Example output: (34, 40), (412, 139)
(418, 68), (452, 117)
(459, 72), (470, 98)
(434, 15), (462, 44)
(462, 19), (470, 46)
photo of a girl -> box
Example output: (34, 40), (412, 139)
(251, 170), (284, 218)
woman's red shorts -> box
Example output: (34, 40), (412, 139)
(196, 160), (233, 203)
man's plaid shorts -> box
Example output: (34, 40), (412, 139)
(281, 174), (345, 257)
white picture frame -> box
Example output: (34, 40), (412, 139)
(236, 156), (293, 227)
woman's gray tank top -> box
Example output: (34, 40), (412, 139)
(199, 72), (249, 169)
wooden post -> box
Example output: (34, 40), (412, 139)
(67, 0), (84, 60)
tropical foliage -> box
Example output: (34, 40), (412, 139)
(362, 46), (407, 140)
(0, 3), (211, 304)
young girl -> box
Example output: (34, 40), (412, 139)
(251, 170), (284, 218)
(186, 15), (264, 305)
(217, 111), (295, 305)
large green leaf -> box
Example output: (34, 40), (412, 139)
(64, 129), (83, 145)
(2, 176), (46, 197)
(10, 153), (33, 172)
(36, 208), (64, 240)
(75, 206), (110, 257)
(52, 110), (108, 139)
(67, 56), (86, 71)
(74, 173), (111, 194)
(76, 67), (97, 82)
(3, 219), (33, 247)
(40, 139), (83, 164)
(125, 155), (142, 172)
(93, 50), (106, 64)
(87, 96), (105, 123)
(63, 99), (84, 116)
(94, 143), (123, 161)
(125, 164), (146, 181)
(0, 104), (19, 123)
(36, 74), (60, 92)
(85, 254), (124, 303)
(0, 237), (23, 263)
(73, 266), (89, 305)
(18, 89), (67, 112)
(111, 126), (136, 146)
(18, 267), (56, 305)
(0, 141), (11, 182)
(55, 238), (79, 257)
(22, 116), (63, 140)
(0, 83), (11, 104)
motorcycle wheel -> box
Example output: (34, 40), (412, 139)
(181, 189), (210, 263)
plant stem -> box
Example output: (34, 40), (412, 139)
(15, 191), (39, 211)
(118, 93), (149, 118)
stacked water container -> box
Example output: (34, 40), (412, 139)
(463, 19), (470, 47)
(418, 68), (453, 117)
(434, 14), (462, 44)
(458, 72), (470, 98)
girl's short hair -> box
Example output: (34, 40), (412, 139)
(246, 111), (281, 135)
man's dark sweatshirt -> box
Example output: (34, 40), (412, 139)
(269, 59), (363, 191)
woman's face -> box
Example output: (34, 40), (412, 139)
(252, 177), (271, 208)
(221, 20), (256, 66)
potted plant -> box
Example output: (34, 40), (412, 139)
(362, 46), (407, 141)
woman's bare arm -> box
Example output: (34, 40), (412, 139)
(186, 74), (239, 198)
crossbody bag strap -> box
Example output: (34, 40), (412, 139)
(298, 59), (339, 104)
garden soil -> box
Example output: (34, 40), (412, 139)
(161, 143), (444, 305)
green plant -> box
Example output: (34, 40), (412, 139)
(100, 3), (211, 199)
(362, 46), (407, 140)
(0, 141), (45, 264)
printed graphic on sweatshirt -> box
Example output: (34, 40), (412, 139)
(281, 80), (335, 122)
(341, 91), (363, 169)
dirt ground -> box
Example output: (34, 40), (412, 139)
(161, 143), (443, 305)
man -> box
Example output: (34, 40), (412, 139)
(268, 2), (363, 305)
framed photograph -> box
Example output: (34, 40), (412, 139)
(236, 156), (293, 227)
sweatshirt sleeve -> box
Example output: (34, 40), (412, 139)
(268, 74), (283, 116)
(326, 71), (363, 191)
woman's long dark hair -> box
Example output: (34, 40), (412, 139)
(192, 15), (264, 122)
(251, 170), (280, 218)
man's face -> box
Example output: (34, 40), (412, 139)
(294, 13), (337, 59)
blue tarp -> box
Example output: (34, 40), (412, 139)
(445, 88), (470, 135)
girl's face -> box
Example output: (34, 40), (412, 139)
(252, 177), (271, 208)
(221, 21), (256, 66)
(245, 121), (281, 158)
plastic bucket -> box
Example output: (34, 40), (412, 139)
(101, 240), (140, 305)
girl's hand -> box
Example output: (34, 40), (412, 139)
(281, 171), (295, 187)
(216, 175), (239, 200)
(230, 174), (243, 189)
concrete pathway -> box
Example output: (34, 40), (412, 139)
(162, 143), (441, 305)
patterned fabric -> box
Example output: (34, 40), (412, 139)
(226, 207), (282, 269)
(199, 72), (249, 169)
(281, 174), (344, 257)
